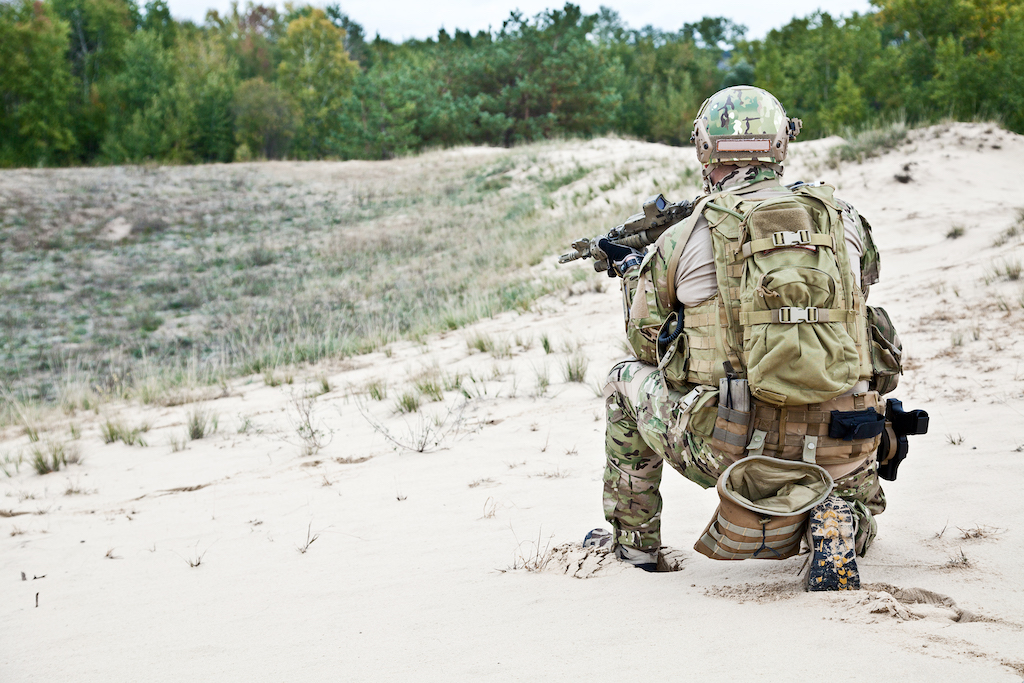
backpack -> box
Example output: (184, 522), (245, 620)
(622, 183), (873, 407)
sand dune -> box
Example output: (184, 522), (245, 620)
(3, 122), (1023, 681)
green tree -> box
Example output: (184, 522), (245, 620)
(277, 8), (359, 158)
(233, 77), (296, 159)
(467, 4), (621, 145)
(207, 3), (284, 82)
(175, 34), (238, 161)
(100, 29), (180, 161)
(0, 0), (76, 166)
(820, 69), (868, 131)
(51, 0), (137, 158)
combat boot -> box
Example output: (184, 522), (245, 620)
(806, 495), (861, 591)
(584, 528), (658, 572)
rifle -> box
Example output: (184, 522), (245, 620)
(558, 193), (701, 273)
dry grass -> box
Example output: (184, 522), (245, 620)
(0, 142), (649, 420)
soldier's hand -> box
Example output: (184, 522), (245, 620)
(598, 238), (643, 276)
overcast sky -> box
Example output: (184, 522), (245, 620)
(164, 0), (876, 41)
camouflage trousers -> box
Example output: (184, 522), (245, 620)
(603, 360), (886, 557)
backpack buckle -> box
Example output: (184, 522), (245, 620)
(778, 306), (819, 323)
(771, 230), (812, 247)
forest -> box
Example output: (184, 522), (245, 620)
(2, 0), (1024, 167)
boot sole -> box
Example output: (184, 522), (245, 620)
(807, 496), (860, 591)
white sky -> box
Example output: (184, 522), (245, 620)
(164, 0), (876, 41)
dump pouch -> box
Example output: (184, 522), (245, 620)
(695, 455), (834, 561)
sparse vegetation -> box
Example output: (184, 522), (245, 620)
(290, 393), (332, 456)
(186, 407), (217, 440)
(946, 433), (965, 445)
(366, 379), (388, 401)
(0, 452), (23, 477)
(297, 522), (320, 554)
(944, 548), (972, 569)
(467, 332), (495, 354)
(415, 378), (444, 403)
(31, 441), (79, 475)
(946, 225), (965, 239)
(361, 401), (464, 453)
(169, 433), (187, 452)
(562, 353), (589, 383)
(101, 420), (150, 447)
(0, 149), (603, 419)
(532, 364), (551, 397)
(394, 391), (421, 414)
(828, 118), (909, 167)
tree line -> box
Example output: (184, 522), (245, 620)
(2, 0), (1023, 167)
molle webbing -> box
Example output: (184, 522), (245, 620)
(750, 392), (883, 464)
(683, 301), (718, 385)
(699, 514), (803, 559)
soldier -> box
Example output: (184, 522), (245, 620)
(585, 86), (895, 590)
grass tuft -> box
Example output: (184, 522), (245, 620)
(187, 407), (217, 440)
(366, 379), (387, 401)
(101, 420), (150, 447)
(562, 353), (589, 383)
(394, 391), (421, 414)
(31, 441), (79, 475)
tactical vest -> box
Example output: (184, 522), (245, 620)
(622, 183), (888, 463)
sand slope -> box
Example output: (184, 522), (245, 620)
(3, 123), (1024, 682)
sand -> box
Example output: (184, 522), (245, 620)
(2, 122), (1023, 681)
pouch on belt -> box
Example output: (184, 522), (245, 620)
(695, 455), (834, 561)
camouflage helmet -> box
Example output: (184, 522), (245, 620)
(691, 86), (802, 166)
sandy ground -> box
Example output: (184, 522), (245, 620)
(3, 123), (1024, 682)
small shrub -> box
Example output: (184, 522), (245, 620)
(169, 433), (187, 452)
(945, 225), (965, 239)
(129, 310), (164, 333)
(242, 243), (276, 267)
(395, 391), (421, 414)
(291, 393), (332, 457)
(187, 407), (217, 440)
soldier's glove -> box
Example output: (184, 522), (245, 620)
(598, 238), (643, 277)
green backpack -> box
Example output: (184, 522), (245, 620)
(623, 184), (873, 407)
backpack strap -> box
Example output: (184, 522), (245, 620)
(665, 194), (719, 308)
